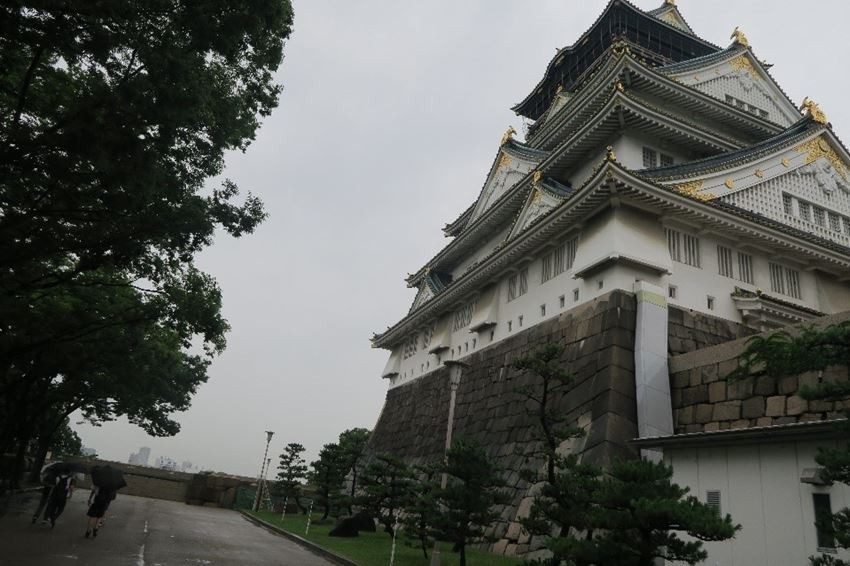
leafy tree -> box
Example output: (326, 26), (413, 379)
(589, 459), (740, 566)
(356, 453), (413, 537)
(47, 418), (83, 458)
(434, 440), (508, 566)
(402, 463), (441, 560)
(731, 322), (850, 565)
(276, 443), (308, 513)
(0, 0), (294, 486)
(513, 343), (599, 564)
(310, 443), (347, 521)
(338, 427), (370, 509)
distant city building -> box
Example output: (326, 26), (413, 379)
(155, 455), (177, 470)
(180, 461), (194, 473)
(128, 446), (151, 466)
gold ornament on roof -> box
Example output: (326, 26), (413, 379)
(725, 178), (735, 189)
(665, 0), (676, 5)
(800, 97), (829, 125)
(615, 80), (625, 92)
(729, 56), (760, 80)
(673, 180), (715, 201)
(755, 168), (764, 178)
(795, 135), (848, 181)
(497, 152), (511, 170)
(500, 126), (517, 146)
(533, 170), (543, 185)
(730, 27), (750, 48)
(555, 84), (564, 95)
(606, 146), (617, 162)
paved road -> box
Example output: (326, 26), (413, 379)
(0, 489), (333, 566)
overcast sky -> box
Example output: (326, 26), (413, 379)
(74, 0), (850, 476)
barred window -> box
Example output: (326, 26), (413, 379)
(769, 263), (801, 299)
(660, 153), (674, 167)
(403, 334), (419, 359)
(519, 267), (528, 296)
(541, 253), (553, 284)
(782, 193), (794, 215)
(553, 237), (578, 275)
(452, 301), (476, 331)
(682, 234), (701, 267)
(813, 206), (826, 227)
(666, 228), (681, 262)
(798, 201), (812, 222)
(717, 245), (734, 278)
(737, 252), (754, 284)
(829, 212), (842, 232)
(844, 217), (850, 236)
(643, 147), (658, 168)
(507, 274), (517, 301)
(422, 325), (434, 349)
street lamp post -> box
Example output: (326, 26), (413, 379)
(253, 430), (274, 511)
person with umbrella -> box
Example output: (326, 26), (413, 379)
(31, 462), (86, 526)
(85, 465), (126, 538)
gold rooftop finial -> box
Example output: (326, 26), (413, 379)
(730, 26), (750, 48)
(665, 0), (676, 5)
(533, 170), (543, 185)
(606, 146), (617, 162)
(500, 126), (517, 146)
(800, 97), (829, 124)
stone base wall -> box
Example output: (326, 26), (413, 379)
(669, 310), (850, 434)
(368, 290), (639, 558)
(367, 294), (807, 558)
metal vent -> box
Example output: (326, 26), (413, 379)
(706, 490), (721, 514)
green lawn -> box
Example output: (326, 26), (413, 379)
(247, 510), (524, 566)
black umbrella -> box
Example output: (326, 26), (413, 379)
(40, 461), (88, 485)
(90, 465), (127, 491)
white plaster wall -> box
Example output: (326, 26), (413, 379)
(666, 439), (850, 566)
(388, 211), (846, 388)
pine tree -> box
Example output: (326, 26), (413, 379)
(434, 440), (509, 566)
(590, 459), (740, 566)
(732, 322), (850, 565)
(310, 443), (347, 521)
(513, 343), (600, 564)
(276, 443), (308, 514)
(338, 428), (371, 512)
(402, 463), (441, 559)
(356, 453), (413, 537)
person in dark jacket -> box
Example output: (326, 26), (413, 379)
(84, 486), (116, 538)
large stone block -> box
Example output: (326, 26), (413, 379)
(708, 381), (727, 403)
(766, 396), (786, 417)
(742, 396), (765, 419)
(712, 401), (741, 422)
(786, 396), (808, 416)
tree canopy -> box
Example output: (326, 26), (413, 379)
(0, 0), (294, 486)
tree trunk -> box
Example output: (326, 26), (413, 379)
(459, 544), (466, 566)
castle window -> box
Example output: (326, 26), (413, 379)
(643, 147), (658, 168)
(707, 296), (715, 310)
(737, 252), (754, 284)
(573, 288), (580, 302)
(559, 295), (566, 308)
(682, 234), (701, 267)
(717, 245), (734, 278)
(540, 304), (546, 317)
(508, 320), (512, 332)
(403, 334), (419, 359)
(660, 153), (674, 167)
(829, 211), (842, 232)
(518, 315), (524, 327)
(813, 493), (835, 550)
(799, 201), (812, 222)
(668, 285), (677, 299)
(666, 228), (681, 262)
(518, 267), (528, 296)
(452, 301), (475, 331)
(782, 193), (794, 215)
(844, 217), (850, 236)
(422, 325), (433, 349)
(813, 205), (826, 227)
(541, 253), (553, 283)
(769, 262), (801, 299)
(507, 274), (517, 301)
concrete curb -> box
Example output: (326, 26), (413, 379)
(239, 510), (359, 566)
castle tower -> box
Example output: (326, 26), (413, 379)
(369, 1), (850, 561)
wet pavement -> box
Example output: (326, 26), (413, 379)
(0, 489), (332, 565)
